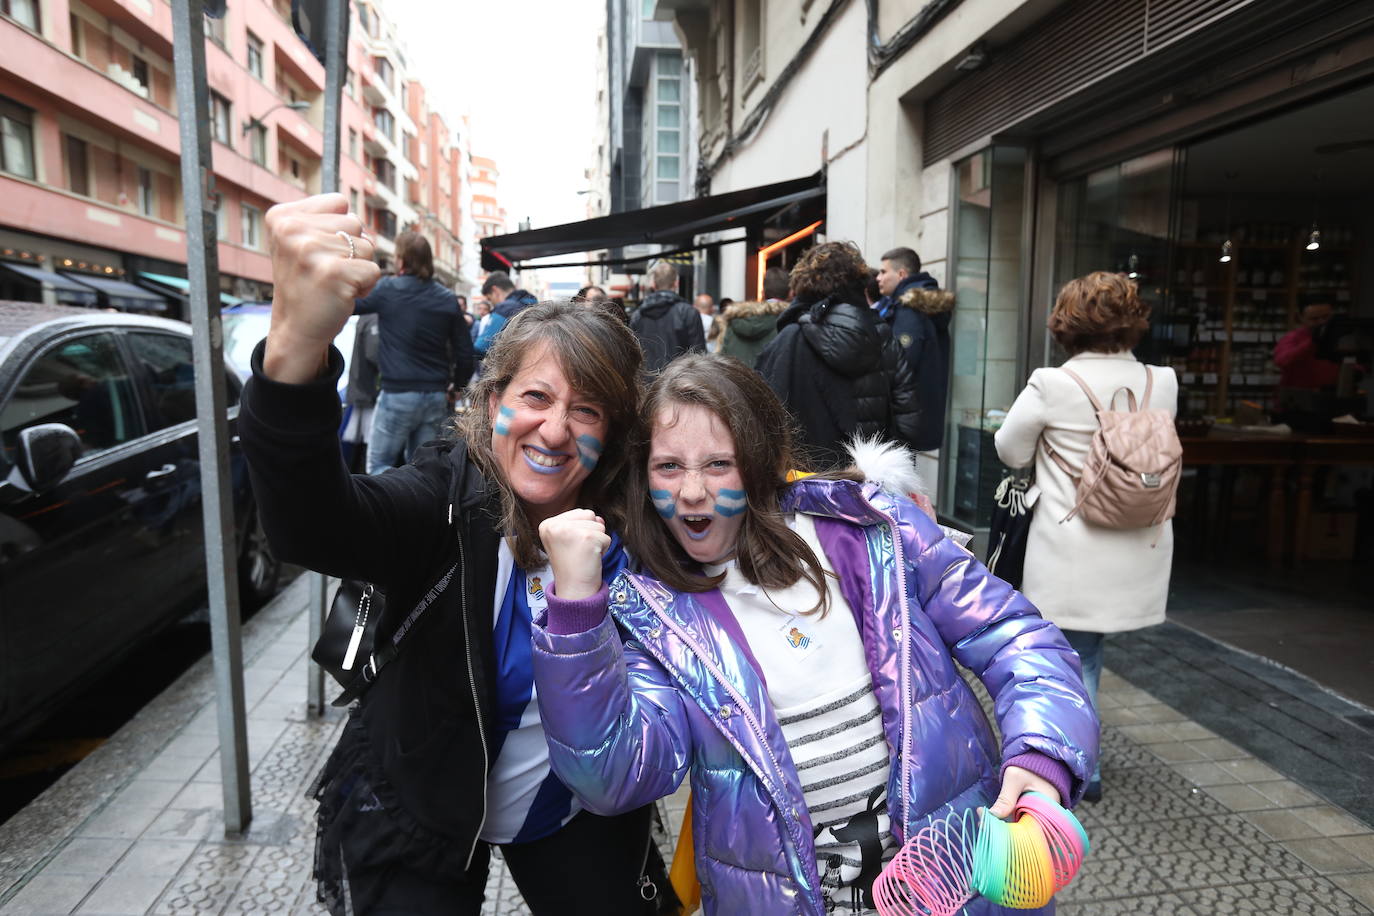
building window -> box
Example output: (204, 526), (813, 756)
(289, 157), (300, 179)
(69, 12), (82, 55)
(349, 189), (359, 214)
(373, 107), (394, 141)
(1, 0), (38, 29)
(374, 208), (397, 239)
(246, 32), (263, 79)
(64, 135), (88, 195)
(740, 0), (762, 86)
(137, 166), (154, 215)
(373, 56), (393, 89)
(131, 56), (150, 94)
(652, 53), (682, 203)
(241, 203), (262, 249)
(374, 157), (395, 191)
(0, 96), (36, 180)
(345, 68), (356, 98)
(347, 127), (358, 160)
(401, 132), (412, 162)
(249, 124), (267, 165)
(210, 91), (231, 145)
(204, 12), (227, 49)
(211, 192), (226, 237)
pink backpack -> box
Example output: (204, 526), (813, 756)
(1043, 365), (1181, 535)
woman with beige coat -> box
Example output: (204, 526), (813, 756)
(994, 271), (1178, 802)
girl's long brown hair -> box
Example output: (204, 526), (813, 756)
(625, 354), (847, 615)
(456, 299), (642, 568)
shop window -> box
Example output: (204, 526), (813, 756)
(241, 203), (262, 249)
(210, 91), (232, 146)
(246, 32), (263, 80)
(943, 147), (1028, 529)
(249, 123), (267, 166)
(0, 96), (36, 180)
(137, 166), (153, 215)
(65, 135), (89, 196)
(1, 0), (38, 30)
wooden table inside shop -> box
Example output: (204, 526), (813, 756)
(1182, 429), (1374, 564)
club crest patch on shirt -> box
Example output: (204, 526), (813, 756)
(527, 576), (545, 601)
(786, 627), (811, 650)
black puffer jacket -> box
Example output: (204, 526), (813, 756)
(755, 296), (921, 467)
(630, 290), (705, 373)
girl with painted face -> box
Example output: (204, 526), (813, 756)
(534, 354), (1098, 916)
(240, 196), (662, 916)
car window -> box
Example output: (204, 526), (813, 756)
(125, 332), (242, 432)
(0, 333), (144, 470)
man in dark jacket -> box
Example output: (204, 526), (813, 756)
(355, 232), (473, 475)
(874, 246), (955, 451)
(630, 259), (705, 373)
(473, 271), (538, 356)
(756, 242), (921, 468)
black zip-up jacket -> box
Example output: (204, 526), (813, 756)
(629, 290), (705, 373)
(239, 340), (497, 867)
(354, 274), (473, 392)
(755, 296), (921, 467)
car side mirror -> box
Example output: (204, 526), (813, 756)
(16, 423), (82, 491)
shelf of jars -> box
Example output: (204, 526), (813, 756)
(1153, 221), (1358, 417)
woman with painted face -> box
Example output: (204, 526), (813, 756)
(238, 194), (657, 914)
(532, 354), (1098, 915)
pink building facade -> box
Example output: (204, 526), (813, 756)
(0, 0), (462, 313)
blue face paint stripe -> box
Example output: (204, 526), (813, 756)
(649, 489), (676, 519)
(715, 489), (748, 517)
(494, 405), (515, 436)
(576, 434), (604, 472)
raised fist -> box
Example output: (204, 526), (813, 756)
(538, 509), (610, 602)
(262, 193), (380, 383)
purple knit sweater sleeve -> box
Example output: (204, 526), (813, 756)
(1002, 751), (1074, 808)
(545, 584), (611, 635)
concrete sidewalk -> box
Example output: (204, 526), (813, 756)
(0, 575), (1371, 914)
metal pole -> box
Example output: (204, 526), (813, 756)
(307, 0), (351, 717)
(170, 0), (251, 834)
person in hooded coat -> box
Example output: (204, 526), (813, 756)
(874, 247), (955, 451)
(755, 242), (921, 468)
(716, 299), (786, 368)
(630, 259), (706, 373)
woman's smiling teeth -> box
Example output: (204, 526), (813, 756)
(523, 445), (570, 473)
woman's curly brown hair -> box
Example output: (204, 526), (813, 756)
(1048, 271), (1151, 355)
(788, 241), (869, 305)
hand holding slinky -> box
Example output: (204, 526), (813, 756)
(262, 193), (380, 384)
(539, 509), (611, 602)
(987, 765), (1061, 819)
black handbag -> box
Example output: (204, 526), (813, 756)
(312, 561), (459, 706)
(986, 473), (1036, 590)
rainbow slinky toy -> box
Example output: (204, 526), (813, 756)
(872, 792), (1090, 915)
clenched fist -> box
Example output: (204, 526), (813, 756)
(262, 193), (381, 384)
(539, 509), (611, 602)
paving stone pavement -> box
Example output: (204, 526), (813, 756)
(0, 575), (1371, 914)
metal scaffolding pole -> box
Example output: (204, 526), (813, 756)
(303, 0), (350, 717)
(170, 0), (251, 834)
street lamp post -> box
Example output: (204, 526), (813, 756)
(241, 99), (312, 135)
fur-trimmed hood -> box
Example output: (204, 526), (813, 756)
(724, 299), (788, 322)
(898, 285), (956, 316)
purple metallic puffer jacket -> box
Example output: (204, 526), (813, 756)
(532, 478), (1098, 916)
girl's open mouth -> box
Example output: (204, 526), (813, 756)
(682, 515), (712, 539)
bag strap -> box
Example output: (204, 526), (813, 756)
(331, 558), (462, 707)
(1141, 365), (1154, 410)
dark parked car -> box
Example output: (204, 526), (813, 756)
(0, 302), (279, 748)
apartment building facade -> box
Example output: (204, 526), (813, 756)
(0, 0), (467, 315)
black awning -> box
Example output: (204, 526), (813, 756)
(61, 272), (170, 311)
(481, 171), (824, 270)
(0, 262), (100, 306)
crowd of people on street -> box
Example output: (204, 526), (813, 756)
(241, 191), (1183, 915)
